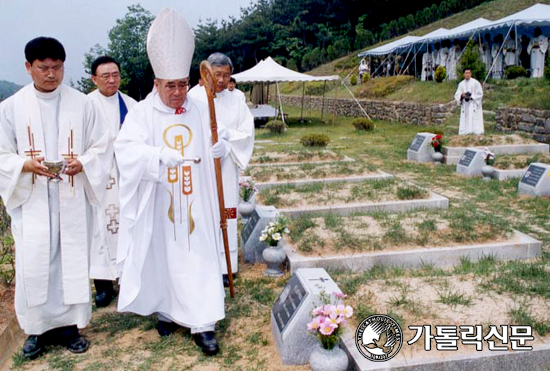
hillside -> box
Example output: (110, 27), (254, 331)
(0, 80), (21, 100)
(275, 0), (550, 110)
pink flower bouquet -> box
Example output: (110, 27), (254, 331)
(307, 291), (353, 349)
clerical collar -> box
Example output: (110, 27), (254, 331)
(99, 90), (119, 102)
(153, 91), (191, 114)
(33, 84), (61, 100)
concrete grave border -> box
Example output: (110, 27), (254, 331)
(248, 155), (355, 168)
(284, 229), (541, 274)
(443, 143), (549, 165)
(255, 171), (393, 191)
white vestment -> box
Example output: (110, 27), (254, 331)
(479, 43), (492, 72)
(528, 36), (549, 78)
(115, 92), (225, 329)
(88, 89), (137, 280)
(188, 86), (255, 274)
(504, 38), (519, 67)
(421, 52), (432, 81)
(491, 42), (504, 79)
(0, 84), (110, 334)
(447, 47), (460, 80)
(454, 78), (484, 135)
(439, 47), (449, 70)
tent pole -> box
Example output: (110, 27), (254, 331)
(276, 81), (285, 125)
(515, 23), (518, 65)
(339, 77), (371, 120)
(266, 82), (269, 105)
(321, 81), (327, 120)
(301, 82), (305, 120)
(333, 80), (338, 124)
(483, 24), (513, 85)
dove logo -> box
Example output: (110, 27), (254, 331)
(355, 314), (403, 362)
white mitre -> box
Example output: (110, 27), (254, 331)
(147, 7), (195, 79)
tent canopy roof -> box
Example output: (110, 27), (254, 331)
(490, 3), (550, 27)
(358, 35), (421, 57)
(232, 57), (339, 83)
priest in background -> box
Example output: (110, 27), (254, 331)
(115, 8), (226, 356)
(454, 68), (484, 135)
(188, 52), (254, 287)
(528, 27), (548, 78)
(0, 37), (110, 359)
(503, 30), (519, 72)
(88, 56), (137, 308)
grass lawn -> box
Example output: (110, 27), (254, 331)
(4, 106), (550, 370)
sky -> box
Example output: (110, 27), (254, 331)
(0, 0), (254, 86)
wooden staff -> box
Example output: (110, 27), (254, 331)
(200, 61), (235, 298)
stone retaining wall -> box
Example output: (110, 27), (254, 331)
(280, 95), (456, 125)
(496, 107), (550, 144)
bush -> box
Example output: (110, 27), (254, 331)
(350, 75), (358, 85)
(265, 120), (286, 134)
(352, 118), (375, 131)
(435, 66), (446, 83)
(545, 52), (550, 80)
(300, 134), (330, 147)
(457, 40), (486, 81)
(357, 75), (414, 99)
(362, 72), (370, 83)
(505, 66), (529, 80)
(305, 82), (327, 96)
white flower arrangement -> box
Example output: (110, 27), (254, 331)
(259, 217), (289, 247)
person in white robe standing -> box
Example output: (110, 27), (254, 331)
(491, 34), (504, 79)
(504, 30), (519, 72)
(228, 77), (248, 103)
(115, 8), (226, 356)
(439, 40), (450, 75)
(479, 34), (493, 74)
(447, 40), (461, 80)
(0, 37), (110, 359)
(421, 46), (432, 81)
(454, 68), (484, 135)
(88, 56), (137, 308)
(359, 58), (369, 83)
(188, 53), (254, 288)
(528, 27), (548, 78)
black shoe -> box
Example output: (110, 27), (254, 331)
(66, 335), (89, 353)
(157, 320), (179, 337)
(94, 279), (114, 308)
(22, 335), (46, 360)
(193, 331), (219, 356)
(223, 275), (229, 288)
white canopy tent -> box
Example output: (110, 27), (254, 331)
(233, 57), (370, 121)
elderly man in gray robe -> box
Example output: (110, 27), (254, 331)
(0, 37), (110, 359)
(115, 8), (227, 356)
(188, 52), (254, 287)
(88, 56), (137, 308)
(454, 68), (484, 135)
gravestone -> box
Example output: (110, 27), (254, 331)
(241, 205), (278, 263)
(456, 148), (486, 177)
(271, 268), (343, 365)
(407, 132), (436, 163)
(518, 163), (550, 197)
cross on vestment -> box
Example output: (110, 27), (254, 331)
(105, 204), (119, 220)
(25, 122), (41, 184)
(106, 219), (119, 234)
(61, 127), (78, 190)
(106, 176), (116, 190)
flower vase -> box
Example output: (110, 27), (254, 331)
(262, 240), (286, 277)
(481, 165), (495, 181)
(238, 198), (255, 223)
(432, 150), (444, 165)
(309, 343), (349, 371)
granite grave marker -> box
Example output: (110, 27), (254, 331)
(271, 268), (344, 365)
(456, 148), (486, 177)
(241, 205), (278, 263)
(407, 132), (436, 163)
(518, 163), (550, 197)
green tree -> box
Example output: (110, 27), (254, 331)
(77, 5), (154, 100)
(457, 40), (486, 81)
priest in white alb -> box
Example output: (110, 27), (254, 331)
(88, 56), (137, 308)
(0, 37), (110, 359)
(188, 52), (255, 286)
(421, 46), (432, 81)
(115, 8), (226, 356)
(454, 68), (484, 135)
(528, 27), (548, 78)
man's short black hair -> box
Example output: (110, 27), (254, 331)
(463, 67), (472, 73)
(25, 37), (66, 64)
(91, 56), (121, 76)
(229, 77), (236, 84)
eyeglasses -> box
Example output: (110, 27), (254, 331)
(98, 72), (120, 80)
(35, 65), (64, 74)
(162, 81), (190, 92)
